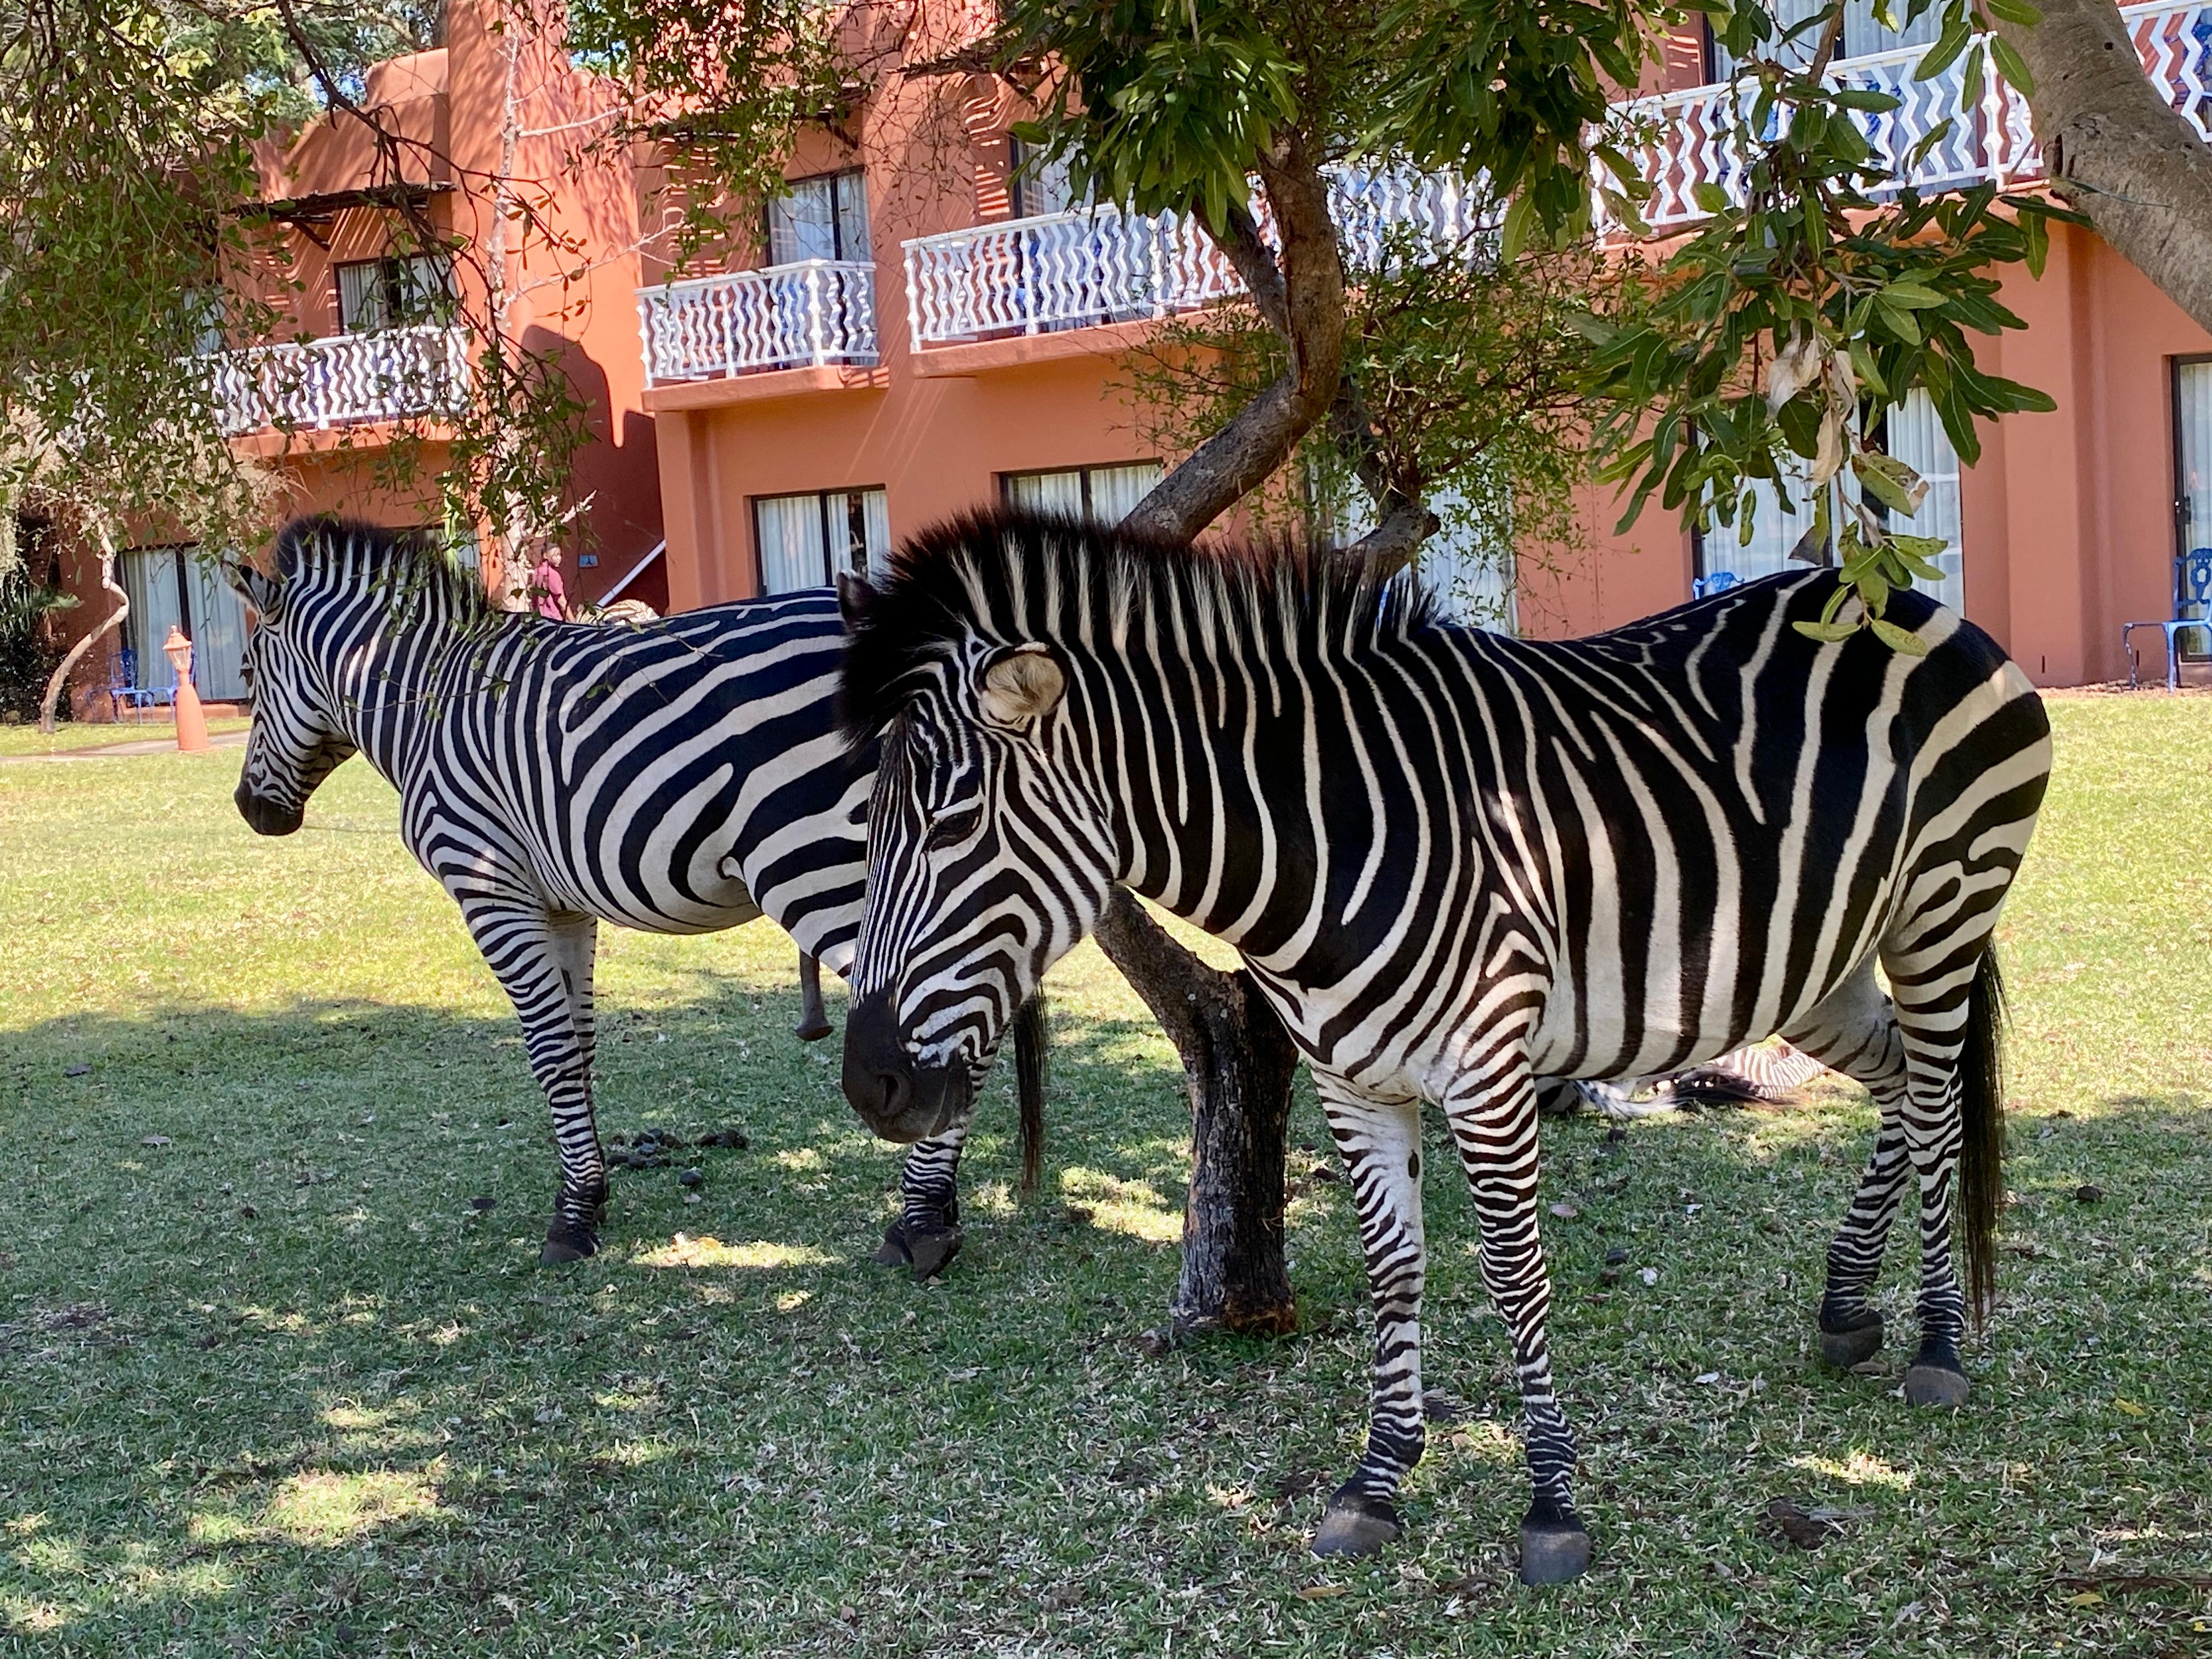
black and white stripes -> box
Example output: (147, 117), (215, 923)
(229, 517), (1000, 1263)
(837, 509), (2050, 1582)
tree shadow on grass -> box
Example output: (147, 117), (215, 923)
(6, 987), (2209, 1654)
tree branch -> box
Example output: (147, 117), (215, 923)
(1999, 0), (2212, 337)
(1120, 129), (1346, 541)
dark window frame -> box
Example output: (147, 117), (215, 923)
(762, 169), (870, 266)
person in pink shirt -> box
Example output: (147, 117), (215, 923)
(529, 548), (568, 621)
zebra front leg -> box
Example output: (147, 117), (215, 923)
(795, 951), (833, 1042)
(1311, 1077), (1427, 1559)
(1784, 964), (1916, 1370)
(873, 1111), (971, 1279)
(464, 901), (609, 1265)
(1443, 1053), (1589, 1585)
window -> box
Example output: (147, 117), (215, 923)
(1001, 461), (1164, 523)
(1695, 388), (1963, 606)
(1010, 137), (1080, 219)
(767, 171), (870, 266)
(753, 488), (891, 594)
(119, 546), (251, 700)
(183, 290), (225, 356)
(1324, 478), (1519, 631)
(1708, 0), (1942, 78)
(336, 254), (456, 334)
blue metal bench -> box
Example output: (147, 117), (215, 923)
(1692, 571), (1742, 600)
(106, 647), (176, 722)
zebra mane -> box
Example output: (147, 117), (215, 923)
(840, 507), (1438, 742)
(271, 516), (488, 618)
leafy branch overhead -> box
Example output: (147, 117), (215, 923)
(1579, 0), (2084, 646)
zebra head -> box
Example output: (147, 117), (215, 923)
(837, 567), (1114, 1145)
(225, 548), (358, 837)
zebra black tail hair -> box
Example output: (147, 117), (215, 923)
(1012, 991), (1049, 1195)
(1960, 945), (2009, 1324)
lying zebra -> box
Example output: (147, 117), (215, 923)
(1538, 1039), (1831, 1118)
(226, 517), (1032, 1269)
(836, 510), (2049, 1583)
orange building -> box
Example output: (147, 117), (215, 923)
(31, 0), (2212, 722)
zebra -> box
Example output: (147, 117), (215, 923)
(833, 510), (2050, 1584)
(225, 516), (1034, 1271)
(1539, 1038), (1832, 1118)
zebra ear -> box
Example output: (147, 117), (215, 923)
(979, 644), (1065, 726)
(224, 558), (280, 617)
(836, 571), (877, 634)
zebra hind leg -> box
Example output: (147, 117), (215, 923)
(1309, 1079), (1427, 1561)
(1782, 964), (1916, 1372)
(874, 1111), (972, 1279)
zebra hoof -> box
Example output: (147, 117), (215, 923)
(539, 1227), (599, 1266)
(1818, 1314), (1885, 1370)
(871, 1222), (913, 1268)
(794, 1018), (834, 1043)
(1518, 1517), (1593, 1585)
(904, 1224), (963, 1280)
(1903, 1363), (1971, 1408)
(1310, 1494), (1401, 1559)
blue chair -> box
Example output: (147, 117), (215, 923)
(2123, 547), (2212, 690)
(1693, 571), (1742, 600)
(106, 647), (176, 722)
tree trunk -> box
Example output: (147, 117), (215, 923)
(2000, 0), (2212, 337)
(40, 525), (125, 733)
(1094, 889), (1300, 1335)
(1085, 132), (1353, 1339)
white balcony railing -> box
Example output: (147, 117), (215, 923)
(902, 170), (1496, 349)
(636, 260), (879, 386)
(1613, 0), (2209, 230)
(212, 324), (470, 436)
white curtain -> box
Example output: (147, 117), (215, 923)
(1005, 470), (1088, 517)
(1417, 486), (1519, 631)
(1086, 462), (1164, 523)
(770, 173), (869, 265)
(120, 549), (184, 690)
(1012, 138), (1081, 218)
(756, 494), (826, 592)
(337, 262), (388, 334)
(860, 488), (893, 579)
(1884, 387), (1965, 612)
(187, 556), (251, 699)
(2179, 362), (2212, 563)
(1703, 465), (1823, 586)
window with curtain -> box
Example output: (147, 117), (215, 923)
(1010, 138), (1081, 218)
(337, 254), (456, 333)
(753, 488), (891, 594)
(767, 171), (870, 266)
(1696, 465), (1825, 586)
(1324, 479), (1519, 630)
(1881, 387), (1965, 611)
(119, 546), (251, 696)
(1001, 461), (1164, 523)
(1708, 0), (1943, 78)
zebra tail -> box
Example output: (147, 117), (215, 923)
(1013, 991), (1048, 1196)
(1960, 946), (2009, 1325)
(1666, 1069), (1775, 1109)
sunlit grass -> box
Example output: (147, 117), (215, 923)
(1, 691), (2208, 1654)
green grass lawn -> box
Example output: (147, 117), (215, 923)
(2, 693), (2208, 1657)
(0, 716), (254, 758)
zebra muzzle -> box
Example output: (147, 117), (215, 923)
(842, 994), (968, 1144)
(234, 781), (304, 837)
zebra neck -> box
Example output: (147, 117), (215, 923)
(314, 588), (487, 782)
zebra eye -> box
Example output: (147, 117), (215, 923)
(926, 804), (983, 850)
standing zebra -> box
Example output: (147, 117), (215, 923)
(227, 517), (1032, 1269)
(835, 511), (2050, 1584)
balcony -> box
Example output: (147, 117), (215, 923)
(636, 260), (879, 387)
(213, 324), (470, 436)
(902, 170), (1493, 351)
(1613, 0), (2208, 230)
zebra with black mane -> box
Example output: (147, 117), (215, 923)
(834, 509), (2050, 1583)
(227, 516), (1033, 1271)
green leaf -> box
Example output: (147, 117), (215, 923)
(1916, 14), (1973, 80)
(1854, 450), (1926, 516)
(1870, 616), (1932, 654)
(1985, 0), (2040, 21)
(1692, 181), (1731, 214)
(1795, 618), (1862, 642)
(1990, 33), (2034, 97)
(1499, 191), (1536, 264)
(2022, 206), (2050, 279)
(1880, 281), (1947, 309)
(1830, 88), (1904, 112)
